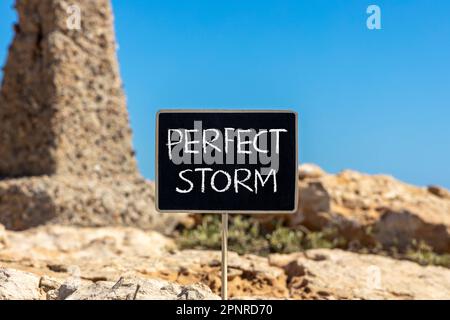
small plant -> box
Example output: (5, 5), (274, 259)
(178, 215), (222, 251)
(267, 226), (304, 253)
(176, 215), (450, 268)
(178, 215), (348, 256)
(403, 240), (450, 268)
(178, 215), (268, 255)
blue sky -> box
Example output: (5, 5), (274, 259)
(1, 1), (449, 188)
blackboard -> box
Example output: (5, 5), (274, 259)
(156, 110), (298, 213)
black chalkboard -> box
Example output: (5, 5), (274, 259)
(156, 110), (298, 213)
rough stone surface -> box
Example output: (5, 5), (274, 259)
(0, 268), (42, 300)
(66, 279), (219, 300)
(145, 250), (289, 298)
(0, 267), (218, 300)
(292, 165), (450, 253)
(270, 249), (450, 300)
(0, 224), (7, 250)
(0, 0), (186, 231)
(1, 224), (175, 260)
(298, 164), (325, 180)
(0, 177), (187, 232)
(0, 0), (136, 177)
(1, 225), (449, 300)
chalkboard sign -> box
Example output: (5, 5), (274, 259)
(156, 110), (298, 213)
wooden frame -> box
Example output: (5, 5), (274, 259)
(155, 109), (298, 214)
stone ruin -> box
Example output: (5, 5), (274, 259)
(0, 0), (176, 231)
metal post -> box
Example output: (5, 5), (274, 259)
(221, 212), (228, 300)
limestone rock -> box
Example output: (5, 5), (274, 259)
(0, 176), (187, 233)
(144, 250), (289, 298)
(39, 276), (62, 293)
(57, 280), (80, 300)
(0, 267), (219, 300)
(292, 167), (450, 253)
(0, 0), (136, 177)
(0, 225), (449, 299)
(0, 268), (42, 300)
(0, 0), (186, 231)
(0, 224), (175, 262)
(269, 249), (450, 300)
(65, 278), (219, 300)
(428, 185), (450, 200)
(298, 163), (326, 179)
(0, 224), (7, 250)
(0, 225), (287, 298)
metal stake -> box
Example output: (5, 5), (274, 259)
(221, 212), (228, 300)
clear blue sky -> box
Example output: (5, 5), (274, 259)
(1, 1), (449, 188)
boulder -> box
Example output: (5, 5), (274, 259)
(293, 167), (450, 253)
(298, 163), (326, 179)
(270, 248), (450, 300)
(0, 224), (175, 262)
(65, 278), (219, 300)
(0, 268), (42, 300)
(0, 267), (219, 300)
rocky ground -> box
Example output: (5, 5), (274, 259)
(290, 164), (450, 253)
(1, 224), (449, 300)
(1, 0), (448, 301)
(1, 165), (450, 300)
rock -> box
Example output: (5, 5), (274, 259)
(0, 268), (42, 300)
(0, 224), (7, 250)
(0, 0), (136, 177)
(0, 224), (175, 262)
(144, 250), (289, 299)
(428, 185), (450, 200)
(0, 267), (219, 300)
(0, 224), (288, 298)
(269, 248), (450, 300)
(0, 0), (187, 232)
(292, 167), (450, 253)
(39, 276), (62, 293)
(66, 278), (219, 300)
(298, 163), (326, 179)
(57, 280), (81, 300)
(0, 176), (188, 233)
(1, 225), (449, 299)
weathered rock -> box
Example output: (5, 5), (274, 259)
(270, 249), (450, 300)
(298, 164), (325, 179)
(0, 0), (186, 231)
(39, 276), (62, 293)
(1, 225), (449, 300)
(0, 268), (42, 300)
(0, 224), (7, 250)
(0, 224), (175, 262)
(0, 0), (136, 177)
(144, 250), (289, 299)
(293, 166), (450, 253)
(65, 278), (219, 300)
(0, 177), (187, 233)
(0, 224), (288, 298)
(0, 267), (219, 300)
(428, 185), (450, 200)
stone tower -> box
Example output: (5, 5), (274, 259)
(0, 0), (178, 231)
(0, 0), (137, 177)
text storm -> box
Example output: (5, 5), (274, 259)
(156, 111), (298, 213)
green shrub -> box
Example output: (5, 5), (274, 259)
(178, 215), (346, 256)
(177, 215), (450, 268)
(403, 240), (450, 268)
